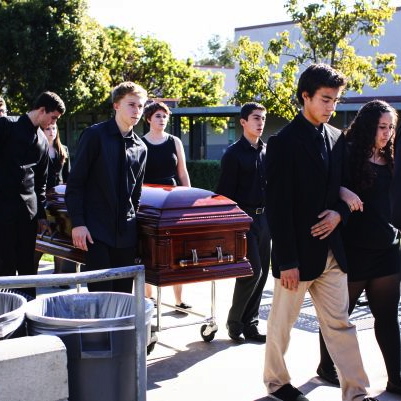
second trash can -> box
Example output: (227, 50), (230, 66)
(0, 291), (27, 340)
(25, 292), (153, 401)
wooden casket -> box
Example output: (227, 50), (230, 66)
(36, 185), (85, 264)
(137, 185), (253, 286)
(37, 185), (253, 286)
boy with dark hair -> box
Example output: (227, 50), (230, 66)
(216, 101), (271, 343)
(263, 64), (377, 401)
(0, 91), (65, 298)
(66, 81), (147, 293)
(32, 91), (66, 115)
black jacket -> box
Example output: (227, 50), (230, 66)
(0, 114), (48, 222)
(265, 113), (350, 281)
(65, 118), (147, 248)
(47, 145), (70, 189)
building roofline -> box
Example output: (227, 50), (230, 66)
(235, 6), (401, 33)
(171, 106), (241, 117)
(235, 20), (293, 32)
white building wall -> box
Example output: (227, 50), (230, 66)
(234, 7), (401, 99)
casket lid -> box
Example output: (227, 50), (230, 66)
(138, 185), (251, 228)
(140, 184), (235, 209)
(46, 185), (68, 209)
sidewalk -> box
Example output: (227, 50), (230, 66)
(37, 262), (401, 401)
(145, 276), (401, 401)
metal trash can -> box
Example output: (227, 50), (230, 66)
(0, 291), (27, 340)
(26, 292), (153, 401)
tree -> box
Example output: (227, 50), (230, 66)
(196, 35), (235, 68)
(105, 28), (227, 132)
(0, 0), (111, 114)
(232, 0), (401, 121)
(105, 28), (226, 106)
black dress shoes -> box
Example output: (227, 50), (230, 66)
(243, 330), (266, 343)
(316, 365), (340, 386)
(271, 383), (309, 401)
(228, 330), (245, 343)
(386, 381), (401, 394)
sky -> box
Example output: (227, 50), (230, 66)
(87, 0), (401, 60)
(87, 0), (291, 59)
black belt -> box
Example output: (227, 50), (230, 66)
(241, 206), (265, 215)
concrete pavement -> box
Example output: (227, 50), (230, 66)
(145, 277), (401, 401)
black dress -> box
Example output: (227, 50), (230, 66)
(47, 145), (70, 188)
(342, 162), (400, 281)
(141, 135), (179, 185)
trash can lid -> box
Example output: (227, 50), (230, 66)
(25, 292), (153, 336)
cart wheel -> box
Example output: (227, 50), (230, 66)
(200, 324), (217, 342)
(147, 340), (157, 355)
(147, 331), (158, 355)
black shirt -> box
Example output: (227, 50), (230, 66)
(66, 118), (147, 248)
(0, 114), (49, 221)
(216, 135), (266, 207)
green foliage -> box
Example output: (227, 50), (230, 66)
(232, 0), (400, 121)
(105, 29), (227, 107)
(105, 27), (228, 132)
(41, 253), (54, 262)
(196, 35), (235, 68)
(0, 0), (111, 114)
(0, 3), (227, 122)
(187, 160), (221, 191)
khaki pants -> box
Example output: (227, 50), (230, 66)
(264, 251), (369, 401)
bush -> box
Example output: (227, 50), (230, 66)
(186, 160), (221, 191)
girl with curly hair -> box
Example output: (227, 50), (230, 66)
(318, 99), (401, 394)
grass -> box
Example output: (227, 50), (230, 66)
(41, 253), (54, 262)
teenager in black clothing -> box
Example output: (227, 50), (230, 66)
(318, 99), (401, 396)
(66, 82), (147, 293)
(34, 123), (72, 282)
(42, 123), (70, 188)
(216, 102), (270, 343)
(0, 91), (66, 298)
(142, 101), (192, 310)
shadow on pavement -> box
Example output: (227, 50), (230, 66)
(147, 339), (234, 390)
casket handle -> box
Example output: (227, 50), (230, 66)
(191, 249), (199, 265)
(179, 247), (234, 267)
(216, 246), (223, 262)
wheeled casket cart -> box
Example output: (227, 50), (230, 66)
(36, 184), (253, 343)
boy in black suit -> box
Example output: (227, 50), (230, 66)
(0, 91), (65, 298)
(66, 82), (147, 293)
(263, 64), (377, 401)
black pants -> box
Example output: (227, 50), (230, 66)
(226, 212), (271, 334)
(319, 272), (401, 384)
(0, 211), (38, 299)
(84, 239), (137, 293)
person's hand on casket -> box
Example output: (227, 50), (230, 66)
(72, 225), (94, 251)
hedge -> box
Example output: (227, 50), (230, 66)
(186, 160), (221, 192)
